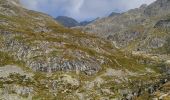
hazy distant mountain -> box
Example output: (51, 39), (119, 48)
(55, 16), (97, 27)
(79, 17), (99, 26)
(79, 21), (92, 26)
(55, 16), (79, 27)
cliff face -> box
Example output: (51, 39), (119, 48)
(0, 0), (169, 100)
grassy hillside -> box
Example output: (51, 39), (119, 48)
(0, 0), (169, 99)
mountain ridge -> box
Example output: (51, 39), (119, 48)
(81, 0), (170, 55)
(55, 16), (96, 27)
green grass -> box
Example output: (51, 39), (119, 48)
(0, 51), (15, 66)
(65, 44), (99, 57)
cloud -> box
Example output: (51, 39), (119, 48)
(20, 0), (156, 21)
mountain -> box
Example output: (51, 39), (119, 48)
(0, 0), (169, 100)
(108, 12), (120, 17)
(79, 17), (99, 26)
(79, 20), (93, 26)
(81, 0), (170, 55)
(55, 16), (79, 27)
(55, 16), (96, 27)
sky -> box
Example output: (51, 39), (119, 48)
(20, 0), (156, 21)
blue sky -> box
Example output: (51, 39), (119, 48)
(20, 0), (156, 21)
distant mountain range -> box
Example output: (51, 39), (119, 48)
(55, 11), (120, 27)
(55, 16), (98, 27)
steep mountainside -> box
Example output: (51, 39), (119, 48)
(0, 0), (169, 100)
(81, 0), (170, 55)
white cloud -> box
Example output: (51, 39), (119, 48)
(20, 0), (156, 21)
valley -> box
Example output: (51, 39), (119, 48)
(0, 0), (169, 99)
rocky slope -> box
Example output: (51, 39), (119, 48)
(0, 0), (169, 100)
(81, 0), (170, 55)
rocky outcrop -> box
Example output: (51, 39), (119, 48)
(154, 19), (170, 29)
(0, 30), (103, 74)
